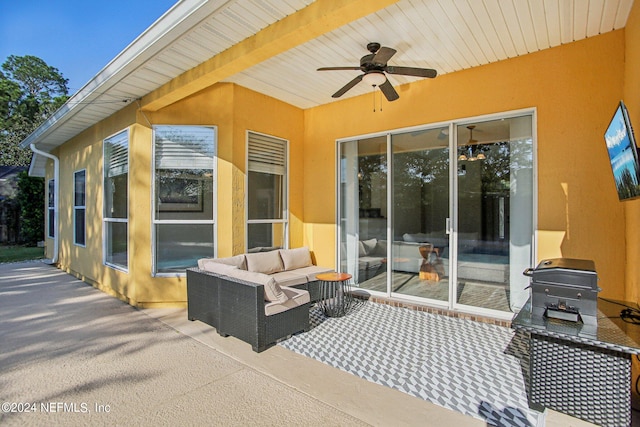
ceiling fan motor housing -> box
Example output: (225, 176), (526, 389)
(360, 54), (381, 71)
(366, 42), (381, 53)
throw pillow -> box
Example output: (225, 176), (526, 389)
(279, 247), (312, 271)
(212, 254), (247, 269)
(361, 238), (377, 255)
(199, 260), (238, 276)
(245, 250), (284, 275)
(226, 269), (287, 303)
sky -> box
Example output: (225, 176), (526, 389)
(0, 0), (178, 94)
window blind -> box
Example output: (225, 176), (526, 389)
(248, 132), (286, 175)
(155, 126), (215, 170)
(105, 131), (129, 178)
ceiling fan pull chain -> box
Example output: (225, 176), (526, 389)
(380, 87), (383, 112)
(372, 87), (376, 112)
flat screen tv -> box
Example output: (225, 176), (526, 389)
(604, 100), (640, 201)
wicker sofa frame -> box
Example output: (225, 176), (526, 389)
(187, 268), (321, 352)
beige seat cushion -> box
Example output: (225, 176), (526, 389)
(245, 250), (284, 274)
(279, 247), (312, 271)
(270, 270), (308, 287)
(264, 287), (310, 316)
(288, 265), (334, 281)
(282, 286), (311, 305)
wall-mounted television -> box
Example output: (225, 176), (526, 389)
(604, 100), (640, 201)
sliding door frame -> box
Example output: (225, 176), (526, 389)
(336, 108), (537, 319)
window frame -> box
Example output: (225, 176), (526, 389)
(151, 125), (217, 277)
(245, 130), (289, 251)
(103, 129), (130, 272)
(73, 169), (86, 247)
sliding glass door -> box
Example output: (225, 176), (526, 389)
(337, 111), (534, 315)
(339, 136), (387, 292)
(454, 117), (533, 312)
(390, 127), (450, 304)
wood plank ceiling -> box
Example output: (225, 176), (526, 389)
(226, 0), (634, 108)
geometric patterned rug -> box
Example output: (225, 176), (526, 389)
(279, 301), (542, 427)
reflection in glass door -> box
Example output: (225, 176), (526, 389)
(454, 117), (533, 312)
(390, 127), (450, 303)
(339, 136), (388, 292)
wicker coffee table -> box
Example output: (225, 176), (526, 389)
(316, 272), (353, 317)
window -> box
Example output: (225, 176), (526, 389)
(153, 125), (216, 275)
(246, 132), (288, 251)
(103, 130), (129, 270)
(74, 170), (86, 246)
(47, 179), (55, 239)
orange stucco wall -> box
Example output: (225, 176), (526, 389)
(303, 30), (627, 299)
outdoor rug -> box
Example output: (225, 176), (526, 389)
(279, 301), (541, 427)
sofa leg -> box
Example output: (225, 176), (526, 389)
(253, 345), (267, 353)
(218, 331), (229, 337)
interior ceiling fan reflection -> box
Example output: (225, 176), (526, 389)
(458, 126), (485, 161)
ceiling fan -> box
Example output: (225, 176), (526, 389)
(317, 42), (437, 102)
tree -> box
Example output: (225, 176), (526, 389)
(0, 55), (69, 167)
(16, 171), (44, 246)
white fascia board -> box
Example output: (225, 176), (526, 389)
(20, 0), (226, 150)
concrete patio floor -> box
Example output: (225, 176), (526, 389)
(0, 261), (594, 426)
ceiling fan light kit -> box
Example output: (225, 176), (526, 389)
(362, 71), (386, 87)
(317, 42), (437, 105)
(458, 125), (486, 161)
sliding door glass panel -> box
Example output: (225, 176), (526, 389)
(339, 136), (387, 292)
(391, 127), (450, 302)
(455, 117), (533, 312)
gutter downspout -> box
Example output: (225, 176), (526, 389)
(29, 144), (59, 264)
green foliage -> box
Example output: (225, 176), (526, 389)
(0, 55), (69, 167)
(16, 171), (44, 245)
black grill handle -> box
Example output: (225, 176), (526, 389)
(523, 268), (534, 277)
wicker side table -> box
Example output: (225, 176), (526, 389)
(316, 272), (353, 317)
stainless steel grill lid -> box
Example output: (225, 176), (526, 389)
(524, 258), (597, 290)
(523, 258), (599, 326)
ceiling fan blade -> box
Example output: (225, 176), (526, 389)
(317, 66), (362, 71)
(332, 74), (363, 98)
(385, 66), (437, 78)
(372, 47), (396, 65)
(379, 79), (399, 102)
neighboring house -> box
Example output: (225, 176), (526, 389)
(18, 0), (640, 318)
(0, 166), (27, 243)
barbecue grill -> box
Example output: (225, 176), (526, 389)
(523, 258), (600, 326)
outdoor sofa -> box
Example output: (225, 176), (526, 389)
(187, 247), (333, 352)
